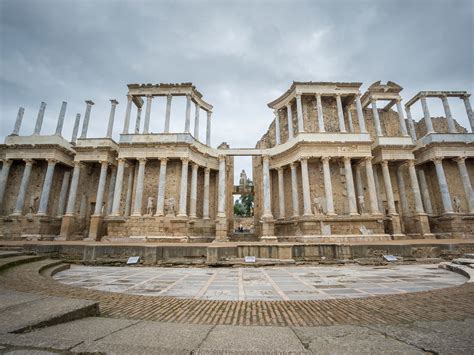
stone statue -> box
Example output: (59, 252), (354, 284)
(166, 197), (175, 217)
(358, 196), (366, 214)
(453, 196), (461, 213)
(147, 197), (154, 216)
(313, 197), (324, 215)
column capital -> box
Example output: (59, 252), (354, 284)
(453, 156), (466, 163)
(99, 160), (109, 167)
(286, 103), (292, 110)
(370, 97), (377, 104)
(343, 156), (352, 163)
(335, 92), (341, 97)
(186, 94), (192, 100)
(1, 159), (13, 166)
(395, 98), (402, 103)
(432, 157), (444, 164)
(137, 106), (142, 112)
(23, 159), (34, 166)
(146, 94), (153, 99)
(218, 154), (226, 162)
(276, 166), (284, 172)
(407, 159), (416, 167)
(380, 159), (390, 168)
(461, 93), (471, 99)
(206, 110), (212, 118)
(204, 167), (211, 174)
(73, 161), (82, 168)
(364, 156), (373, 162)
(315, 93), (322, 98)
(159, 157), (168, 164)
(290, 162), (298, 170)
(299, 156), (309, 163)
(117, 158), (126, 164)
(321, 156), (331, 163)
(126, 94), (133, 102)
(180, 157), (189, 164)
(110, 99), (119, 106)
(85, 100), (95, 106)
(137, 157), (147, 164)
(192, 163), (199, 171)
(46, 158), (57, 165)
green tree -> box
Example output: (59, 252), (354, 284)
(233, 200), (246, 216)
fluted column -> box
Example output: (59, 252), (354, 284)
(164, 94), (172, 133)
(178, 158), (189, 217)
(322, 157), (335, 215)
(93, 161), (109, 216)
(143, 95), (152, 134)
(277, 167), (285, 219)
(194, 104), (200, 139)
(36, 159), (57, 216)
(441, 95), (456, 133)
(274, 110), (281, 145)
(106, 100), (118, 138)
(203, 167), (210, 219)
(124, 165), (134, 216)
(396, 165), (409, 216)
(155, 158), (167, 216)
(262, 155), (273, 218)
(134, 107), (142, 134)
(189, 163), (198, 218)
(33, 102), (46, 135)
(355, 94), (367, 133)
(407, 160), (425, 214)
(405, 107), (417, 141)
(122, 95), (133, 134)
(286, 104), (294, 139)
(80, 100), (94, 138)
(55, 101), (67, 136)
(132, 158), (146, 216)
(13, 159), (34, 215)
(56, 170), (70, 217)
(454, 156), (474, 213)
(290, 163), (299, 217)
(296, 95), (304, 133)
(364, 157), (380, 214)
(371, 99), (383, 136)
(0, 160), (12, 206)
(106, 166), (117, 215)
(111, 159), (125, 216)
(433, 157), (453, 213)
(184, 95), (191, 133)
(316, 94), (325, 132)
(420, 95), (434, 134)
(417, 168), (433, 214)
(381, 160), (397, 215)
(11, 107), (25, 135)
(206, 111), (212, 146)
(344, 157), (358, 215)
(65, 162), (81, 216)
(396, 99), (408, 136)
(461, 94), (474, 132)
(300, 157), (313, 216)
(217, 155), (226, 218)
(336, 94), (346, 133)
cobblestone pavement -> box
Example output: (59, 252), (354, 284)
(53, 264), (466, 301)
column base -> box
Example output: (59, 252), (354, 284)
(154, 212), (164, 217)
(415, 213), (432, 237)
(60, 215), (76, 240)
(326, 212), (337, 216)
(177, 213), (187, 218)
(261, 218), (275, 238)
(349, 212), (359, 216)
(260, 235), (277, 242)
(131, 213), (143, 217)
(388, 213), (402, 235)
(11, 212), (22, 217)
(214, 217), (228, 242)
(88, 215), (104, 241)
(35, 212), (48, 217)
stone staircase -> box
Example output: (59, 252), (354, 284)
(439, 253), (474, 282)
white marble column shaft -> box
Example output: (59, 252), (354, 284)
(93, 161), (109, 216)
(420, 96), (434, 134)
(33, 102), (47, 135)
(106, 100), (118, 138)
(296, 95), (304, 133)
(135, 107), (142, 134)
(462, 95), (474, 132)
(12, 107), (25, 135)
(396, 100), (408, 136)
(164, 95), (172, 133)
(286, 104), (294, 139)
(178, 158), (189, 217)
(381, 161), (397, 215)
(0, 160), (12, 206)
(441, 96), (456, 133)
(433, 158), (453, 213)
(80, 101), (94, 138)
(364, 158), (380, 214)
(122, 95), (133, 134)
(396, 165), (409, 216)
(206, 111), (212, 146)
(189, 164), (198, 218)
(262, 155), (273, 218)
(316, 94), (325, 132)
(355, 94), (367, 133)
(65, 163), (81, 215)
(55, 101), (67, 136)
(405, 107), (417, 141)
(155, 159), (167, 216)
(277, 167), (285, 218)
(132, 159), (146, 216)
(194, 104), (200, 139)
(290, 163), (299, 217)
(217, 156), (226, 218)
(322, 157), (335, 215)
(13, 160), (34, 215)
(455, 157), (474, 213)
(37, 160), (57, 216)
(407, 161), (425, 214)
(71, 114), (81, 143)
(185, 95), (191, 133)
(203, 168), (210, 219)
(111, 159), (125, 216)
(56, 170), (70, 217)
(274, 110), (281, 145)
(344, 157), (358, 215)
(300, 158), (313, 216)
(336, 95), (346, 133)
(143, 95), (152, 134)
(347, 108), (354, 133)
(106, 166), (117, 215)
(417, 169), (433, 214)
(124, 165), (134, 216)
(373, 165), (384, 214)
(371, 100), (383, 136)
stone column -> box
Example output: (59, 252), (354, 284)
(111, 159), (125, 216)
(0, 160), (12, 206)
(217, 155), (226, 218)
(407, 161), (425, 214)
(184, 95), (191, 133)
(336, 94), (346, 133)
(420, 95), (434, 134)
(286, 104), (294, 139)
(433, 158), (453, 213)
(396, 99), (409, 136)
(454, 157), (474, 213)
(56, 170), (71, 217)
(354, 164), (365, 213)
(206, 111), (212, 146)
(122, 95), (133, 134)
(441, 95), (456, 133)
(12, 159), (34, 215)
(290, 162), (299, 217)
(106, 166), (117, 215)
(417, 168), (433, 215)
(321, 157), (335, 215)
(461, 94), (474, 132)
(296, 94), (304, 133)
(355, 94), (367, 133)
(346, 108), (354, 133)
(164, 94), (172, 133)
(106, 100), (118, 138)
(143, 95), (152, 134)
(194, 103), (200, 139)
(11, 107), (25, 135)
(36, 159), (57, 216)
(344, 157), (358, 215)
(33, 102), (46, 135)
(316, 94), (325, 132)
(262, 155), (273, 218)
(277, 167), (285, 219)
(65, 162), (81, 215)
(381, 160), (397, 215)
(71, 114), (81, 143)
(396, 165), (409, 216)
(55, 101), (67, 136)
(189, 163), (198, 218)
(203, 167), (210, 219)
(374, 165), (384, 214)
(134, 107), (142, 134)
(300, 157), (313, 216)
(371, 99), (383, 136)
(132, 158), (146, 216)
(93, 161), (109, 216)
(274, 110), (281, 145)
(124, 165), (134, 216)
(80, 100), (94, 139)
(155, 158), (167, 216)
(178, 158), (189, 217)
(405, 106), (417, 141)
(364, 157), (380, 214)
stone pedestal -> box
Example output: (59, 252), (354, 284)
(60, 215), (77, 240)
(388, 214), (403, 238)
(87, 215), (104, 241)
(415, 213), (434, 238)
(214, 217), (228, 242)
(260, 218), (276, 242)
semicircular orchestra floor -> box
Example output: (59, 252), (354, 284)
(53, 264), (467, 301)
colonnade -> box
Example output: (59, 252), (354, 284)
(370, 98), (408, 137)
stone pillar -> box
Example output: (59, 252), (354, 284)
(194, 103), (200, 139)
(364, 157), (380, 214)
(396, 165), (409, 216)
(405, 107), (417, 141)
(354, 164), (365, 214)
(143, 95), (152, 134)
(374, 165), (384, 214)
(106, 100), (118, 138)
(321, 157), (335, 215)
(155, 158), (167, 216)
(206, 111), (212, 146)
(407, 161), (425, 214)
(36, 159), (57, 216)
(346, 107), (354, 133)
(454, 157), (474, 213)
(277, 167), (285, 219)
(12, 159), (34, 215)
(178, 158), (189, 217)
(417, 168), (433, 215)
(106, 166), (117, 215)
(433, 158), (453, 213)
(134, 107), (142, 134)
(296, 95), (304, 133)
(65, 162), (81, 216)
(33, 102), (46, 135)
(262, 155), (273, 218)
(441, 95), (456, 133)
(300, 157), (313, 216)
(286, 104), (294, 139)
(371, 99), (383, 136)
(217, 155), (226, 218)
(56, 170), (70, 217)
(164, 94), (172, 133)
(203, 167), (210, 219)
(122, 95), (133, 134)
(461, 94), (474, 132)
(54, 101), (67, 136)
(396, 99), (408, 136)
(185, 95), (191, 133)
(71, 114), (81, 143)
(316, 94), (325, 132)
(274, 110), (281, 145)
(93, 161), (109, 216)
(11, 107), (25, 135)
(124, 165), (134, 216)
(111, 159), (125, 216)
(189, 163), (198, 218)
(381, 160), (396, 215)
(420, 95), (434, 134)
(132, 158), (146, 216)
(336, 94), (346, 133)
(355, 94), (367, 133)
(290, 162), (299, 217)
(0, 160), (12, 207)
(80, 100), (94, 139)
(344, 157), (358, 215)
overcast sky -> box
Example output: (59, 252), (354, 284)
(1, 0), (473, 181)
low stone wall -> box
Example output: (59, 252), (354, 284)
(0, 216), (62, 240)
(430, 214), (474, 238)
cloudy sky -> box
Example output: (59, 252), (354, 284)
(1, 0), (473, 181)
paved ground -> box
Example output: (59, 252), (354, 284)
(53, 264), (467, 301)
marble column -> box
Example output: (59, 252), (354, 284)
(344, 157), (358, 215)
(164, 94), (172, 133)
(36, 159), (57, 216)
(374, 165), (384, 214)
(396, 165), (409, 217)
(111, 159), (125, 216)
(454, 157), (474, 213)
(134, 107), (142, 134)
(262, 155), (273, 218)
(461, 94), (474, 132)
(407, 161), (425, 214)
(277, 167), (285, 219)
(11, 107), (25, 135)
(296, 95), (304, 133)
(355, 94), (367, 133)
(405, 107), (417, 141)
(396, 99), (408, 136)
(122, 95), (133, 134)
(56, 170), (70, 217)
(65, 162), (81, 216)
(206, 111), (212, 146)
(381, 160), (397, 215)
(321, 157), (335, 215)
(203, 167), (210, 219)
(93, 161), (109, 216)
(185, 95), (191, 133)
(124, 165), (134, 216)
(106, 166), (117, 215)
(71, 114), (81, 143)
(33, 102), (47, 135)
(55, 101), (67, 136)
(194, 103), (200, 139)
(433, 158), (453, 213)
(143, 95), (152, 134)
(106, 100), (118, 138)
(80, 100), (94, 139)
(178, 158), (189, 217)
(0, 160), (12, 206)
(441, 95), (456, 133)
(371, 99), (383, 136)
(300, 157), (313, 216)
(417, 168), (433, 214)
(274, 110), (281, 145)
(217, 155), (226, 218)
(354, 164), (365, 213)
(316, 94), (325, 132)
(286, 104), (294, 139)
(189, 163), (198, 218)
(132, 158), (146, 216)
(155, 158), (167, 216)
(364, 157), (380, 214)
(420, 95), (434, 134)
(336, 94), (346, 133)
(13, 159), (34, 215)
(290, 162), (299, 217)
(346, 108), (354, 133)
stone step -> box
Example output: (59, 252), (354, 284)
(452, 258), (474, 266)
(0, 250), (26, 259)
(463, 253), (474, 259)
(0, 255), (47, 272)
